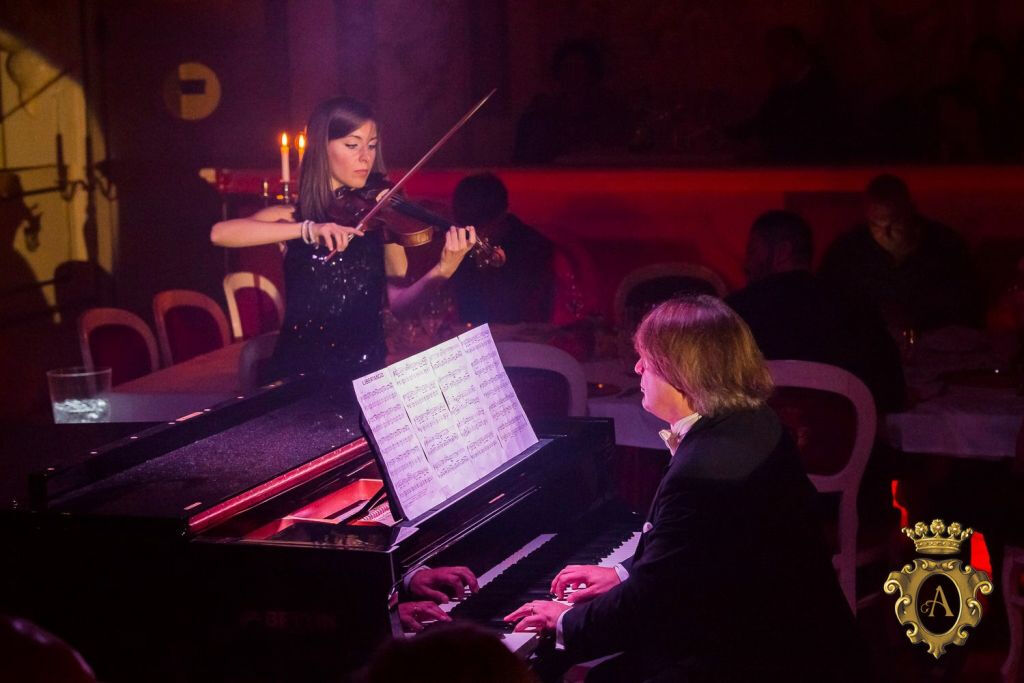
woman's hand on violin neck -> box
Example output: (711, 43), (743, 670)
(314, 223), (365, 259)
(435, 226), (477, 278)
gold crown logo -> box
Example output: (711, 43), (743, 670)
(902, 519), (973, 555)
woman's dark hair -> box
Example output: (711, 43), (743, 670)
(297, 96), (385, 222)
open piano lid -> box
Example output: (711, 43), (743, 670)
(30, 377), (371, 536)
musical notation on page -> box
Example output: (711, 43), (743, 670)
(353, 324), (537, 521)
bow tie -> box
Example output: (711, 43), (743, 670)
(658, 428), (682, 455)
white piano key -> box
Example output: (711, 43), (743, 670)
(500, 631), (538, 655)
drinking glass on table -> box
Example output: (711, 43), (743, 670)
(46, 367), (112, 423)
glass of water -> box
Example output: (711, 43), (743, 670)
(46, 367), (112, 423)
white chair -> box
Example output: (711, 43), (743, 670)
(152, 289), (231, 366)
(238, 331), (280, 392)
(613, 262), (729, 328)
(78, 307), (161, 385)
(495, 341), (588, 417)
(222, 271), (285, 340)
(765, 360), (877, 615)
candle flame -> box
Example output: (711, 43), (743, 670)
(297, 133), (306, 150)
(280, 132), (289, 147)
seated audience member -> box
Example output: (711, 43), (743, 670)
(505, 296), (863, 682)
(361, 622), (535, 683)
(398, 566), (478, 633)
(729, 26), (844, 163)
(726, 210), (904, 412)
(513, 39), (627, 164)
(449, 173), (554, 324)
(0, 615), (96, 683)
(820, 173), (983, 332)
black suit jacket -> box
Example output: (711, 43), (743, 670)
(561, 407), (862, 681)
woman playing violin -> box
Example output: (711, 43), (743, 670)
(210, 97), (477, 383)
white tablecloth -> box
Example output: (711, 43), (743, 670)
(884, 384), (1023, 460)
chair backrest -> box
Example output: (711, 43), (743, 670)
(152, 289), (231, 366)
(238, 331), (280, 392)
(495, 341), (588, 419)
(222, 271), (285, 340)
(613, 262), (729, 328)
(78, 307), (160, 386)
(765, 359), (876, 614)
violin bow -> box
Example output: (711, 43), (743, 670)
(354, 88), (496, 232)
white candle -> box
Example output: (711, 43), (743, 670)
(296, 132), (306, 167)
(280, 132), (290, 183)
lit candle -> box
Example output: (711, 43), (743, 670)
(296, 132), (306, 167)
(280, 132), (290, 183)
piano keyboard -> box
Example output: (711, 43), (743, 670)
(439, 504), (640, 651)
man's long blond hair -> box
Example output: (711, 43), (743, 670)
(634, 295), (773, 417)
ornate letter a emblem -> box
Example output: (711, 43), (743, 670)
(884, 519), (993, 658)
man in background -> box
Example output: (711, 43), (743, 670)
(449, 173), (554, 325)
(727, 209), (904, 412)
(821, 173), (983, 333)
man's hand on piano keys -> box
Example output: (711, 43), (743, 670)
(408, 566), (479, 604)
(550, 565), (621, 604)
(503, 600), (569, 634)
(398, 601), (452, 633)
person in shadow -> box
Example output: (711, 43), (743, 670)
(820, 173), (983, 334)
(727, 209), (904, 412)
(513, 39), (629, 164)
(0, 172), (62, 420)
(448, 173), (554, 325)
(729, 26), (844, 163)
(0, 614), (96, 683)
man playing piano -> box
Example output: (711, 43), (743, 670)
(505, 296), (863, 681)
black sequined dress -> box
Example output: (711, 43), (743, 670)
(265, 233), (388, 385)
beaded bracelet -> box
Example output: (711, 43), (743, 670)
(301, 220), (316, 245)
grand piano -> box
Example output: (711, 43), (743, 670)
(1, 376), (640, 682)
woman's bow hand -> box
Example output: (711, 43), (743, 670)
(311, 222), (365, 259)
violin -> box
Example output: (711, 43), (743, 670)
(327, 172), (504, 268)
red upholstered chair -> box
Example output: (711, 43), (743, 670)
(765, 360), (878, 615)
(222, 271), (285, 341)
(613, 262), (729, 329)
(496, 341), (587, 421)
(152, 289), (231, 366)
(78, 307), (160, 386)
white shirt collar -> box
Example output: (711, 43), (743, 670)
(658, 412), (702, 455)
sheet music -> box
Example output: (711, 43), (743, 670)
(353, 324), (537, 520)
(458, 325), (538, 458)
